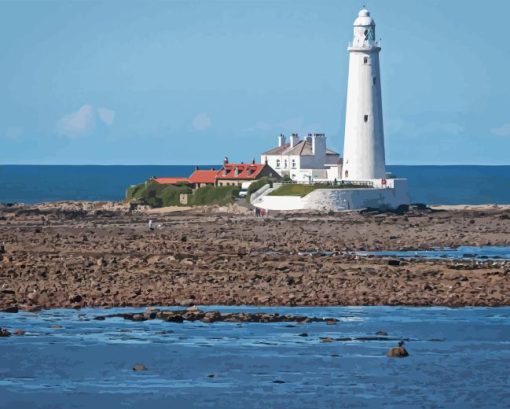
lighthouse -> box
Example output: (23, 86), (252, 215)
(342, 8), (386, 181)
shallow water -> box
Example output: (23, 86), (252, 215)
(1, 306), (509, 409)
(357, 246), (510, 260)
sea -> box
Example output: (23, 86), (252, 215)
(1, 306), (509, 409)
(1, 165), (510, 205)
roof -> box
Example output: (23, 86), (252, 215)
(188, 169), (219, 184)
(216, 163), (266, 180)
(262, 139), (340, 157)
(354, 8), (375, 26)
(153, 177), (189, 185)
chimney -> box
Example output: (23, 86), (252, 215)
(223, 156), (229, 165)
(278, 134), (286, 147)
(290, 133), (299, 148)
(312, 133), (326, 158)
(252, 158), (255, 164)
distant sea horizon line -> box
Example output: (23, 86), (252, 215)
(3, 163), (510, 167)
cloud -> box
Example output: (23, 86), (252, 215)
(57, 104), (115, 137)
(57, 104), (96, 138)
(97, 107), (115, 126)
(491, 123), (510, 137)
(192, 113), (212, 131)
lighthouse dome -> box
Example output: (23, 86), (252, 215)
(353, 8), (375, 26)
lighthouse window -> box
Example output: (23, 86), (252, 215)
(363, 57), (368, 64)
(276, 159), (280, 168)
(364, 115), (369, 122)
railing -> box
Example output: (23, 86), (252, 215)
(348, 40), (380, 48)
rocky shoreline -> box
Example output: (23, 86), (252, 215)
(1, 201), (510, 310)
(95, 307), (339, 324)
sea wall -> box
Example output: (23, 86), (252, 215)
(255, 179), (410, 211)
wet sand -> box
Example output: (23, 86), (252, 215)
(1, 201), (509, 309)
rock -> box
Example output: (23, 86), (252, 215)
(14, 329), (25, 336)
(207, 374), (215, 378)
(298, 332), (308, 337)
(320, 337), (334, 343)
(51, 324), (63, 329)
(273, 380), (285, 384)
(386, 346), (409, 358)
(1, 306), (19, 313)
(387, 259), (401, 266)
(325, 319), (337, 325)
(0, 328), (11, 337)
(376, 330), (388, 336)
(69, 294), (83, 303)
(164, 315), (184, 323)
(132, 364), (147, 371)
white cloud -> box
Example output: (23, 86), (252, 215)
(57, 104), (115, 137)
(57, 104), (96, 138)
(97, 107), (115, 126)
(192, 112), (212, 131)
(491, 123), (510, 137)
(4, 126), (23, 140)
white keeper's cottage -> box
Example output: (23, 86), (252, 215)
(261, 133), (342, 183)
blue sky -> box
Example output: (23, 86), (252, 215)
(1, 0), (509, 165)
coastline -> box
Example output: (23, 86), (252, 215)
(1, 201), (509, 311)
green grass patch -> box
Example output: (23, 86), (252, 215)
(268, 184), (317, 197)
(189, 186), (239, 206)
(126, 181), (238, 208)
(269, 183), (372, 197)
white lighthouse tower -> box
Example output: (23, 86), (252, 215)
(342, 8), (386, 181)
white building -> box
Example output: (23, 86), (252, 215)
(261, 133), (342, 182)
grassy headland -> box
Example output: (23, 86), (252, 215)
(126, 181), (239, 208)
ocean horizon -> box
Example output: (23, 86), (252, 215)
(1, 164), (510, 205)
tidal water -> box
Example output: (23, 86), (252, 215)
(1, 306), (509, 408)
(2, 165), (510, 204)
(357, 246), (510, 260)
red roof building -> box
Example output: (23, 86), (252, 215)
(216, 163), (280, 186)
(188, 169), (219, 187)
(152, 177), (189, 185)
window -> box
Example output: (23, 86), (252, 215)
(363, 57), (368, 64)
(364, 115), (368, 123)
(284, 160), (288, 169)
(373, 76), (377, 85)
(291, 159), (296, 168)
(276, 159), (280, 168)
(345, 170), (349, 178)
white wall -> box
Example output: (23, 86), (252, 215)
(254, 179), (410, 211)
(254, 195), (305, 211)
(304, 180), (409, 211)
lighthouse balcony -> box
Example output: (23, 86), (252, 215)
(348, 40), (380, 51)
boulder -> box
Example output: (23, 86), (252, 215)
(14, 329), (25, 336)
(132, 364), (147, 372)
(0, 328), (11, 337)
(386, 346), (409, 358)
